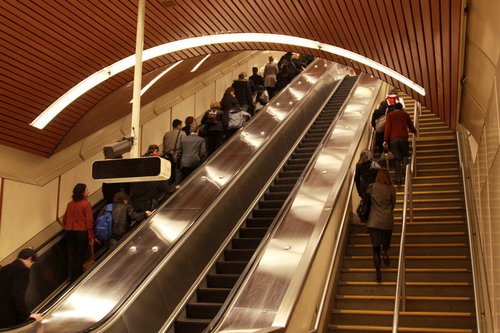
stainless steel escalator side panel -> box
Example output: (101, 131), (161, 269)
(8, 60), (350, 333)
(215, 74), (382, 332)
(105, 60), (350, 332)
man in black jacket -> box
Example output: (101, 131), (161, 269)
(0, 248), (43, 328)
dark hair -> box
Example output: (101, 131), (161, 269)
(224, 86), (235, 96)
(18, 248), (37, 262)
(184, 116), (194, 126)
(172, 119), (182, 128)
(252, 67), (258, 73)
(113, 191), (128, 203)
(379, 100), (388, 109)
(72, 183), (87, 201)
(147, 144), (159, 153)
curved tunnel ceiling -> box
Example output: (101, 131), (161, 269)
(0, 0), (464, 157)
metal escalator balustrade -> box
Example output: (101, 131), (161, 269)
(212, 74), (382, 332)
(173, 76), (359, 333)
(10, 59), (353, 333)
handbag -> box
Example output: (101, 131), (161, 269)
(380, 147), (394, 161)
(356, 195), (371, 222)
(82, 243), (95, 272)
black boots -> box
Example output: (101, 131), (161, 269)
(383, 250), (390, 266)
(373, 250), (382, 282)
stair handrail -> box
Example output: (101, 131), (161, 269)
(392, 163), (413, 333)
(410, 101), (421, 176)
(457, 127), (490, 333)
(392, 98), (418, 332)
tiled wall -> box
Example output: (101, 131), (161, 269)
(0, 50), (284, 261)
(460, 0), (500, 330)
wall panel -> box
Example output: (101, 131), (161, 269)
(0, 178), (58, 258)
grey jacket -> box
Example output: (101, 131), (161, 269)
(366, 183), (396, 230)
(179, 134), (207, 169)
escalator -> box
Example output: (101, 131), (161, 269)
(3, 59), (352, 333)
(174, 76), (359, 333)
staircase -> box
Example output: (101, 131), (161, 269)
(328, 95), (477, 332)
(174, 76), (359, 333)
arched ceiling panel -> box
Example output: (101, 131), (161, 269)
(0, 0), (464, 157)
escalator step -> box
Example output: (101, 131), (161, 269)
(259, 200), (286, 208)
(207, 273), (239, 288)
(264, 192), (290, 201)
(197, 287), (231, 303)
(295, 147), (316, 154)
(292, 152), (313, 160)
(269, 184), (294, 192)
(240, 227), (268, 238)
(280, 168), (304, 176)
(274, 177), (299, 185)
(283, 164), (305, 172)
(246, 217), (274, 228)
(216, 261), (248, 274)
(224, 248), (255, 261)
(186, 302), (222, 319)
(287, 158), (310, 165)
(253, 208), (280, 218)
(174, 318), (211, 333)
(232, 237), (262, 249)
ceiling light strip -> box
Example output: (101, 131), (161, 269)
(30, 33), (425, 129)
(129, 60), (183, 103)
(191, 54), (211, 72)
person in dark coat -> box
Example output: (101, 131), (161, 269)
(366, 169), (396, 282)
(201, 101), (226, 156)
(0, 248), (43, 328)
(249, 67), (264, 91)
(105, 191), (151, 245)
(371, 100), (389, 157)
(354, 149), (380, 198)
(220, 87), (240, 118)
(231, 72), (254, 115)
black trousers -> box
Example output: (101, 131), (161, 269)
(66, 230), (88, 282)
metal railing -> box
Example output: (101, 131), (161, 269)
(392, 99), (418, 332)
(411, 102), (421, 176)
(391, 164), (413, 332)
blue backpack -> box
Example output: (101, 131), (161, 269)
(95, 204), (113, 242)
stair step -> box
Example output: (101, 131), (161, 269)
(341, 267), (473, 282)
(334, 294), (475, 312)
(328, 323), (474, 332)
(342, 256), (471, 269)
(330, 309), (475, 329)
